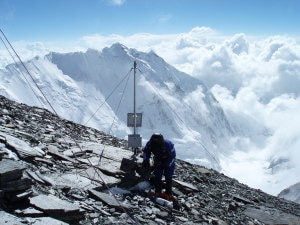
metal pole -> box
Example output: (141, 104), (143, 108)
(133, 61), (137, 135)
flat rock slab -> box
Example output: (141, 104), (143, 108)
(88, 189), (131, 210)
(78, 156), (125, 176)
(4, 134), (45, 159)
(0, 159), (26, 183)
(81, 167), (120, 185)
(0, 210), (25, 224)
(30, 217), (69, 225)
(232, 194), (254, 205)
(48, 172), (95, 190)
(1, 177), (31, 192)
(0, 210), (68, 225)
(244, 206), (300, 225)
(196, 167), (213, 174)
(15, 207), (45, 217)
(30, 194), (84, 221)
(85, 143), (133, 162)
(47, 145), (78, 164)
(173, 179), (198, 192)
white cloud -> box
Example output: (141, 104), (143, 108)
(213, 84), (300, 194)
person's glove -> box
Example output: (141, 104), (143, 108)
(142, 161), (150, 168)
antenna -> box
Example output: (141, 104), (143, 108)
(133, 61), (137, 135)
(127, 61), (142, 153)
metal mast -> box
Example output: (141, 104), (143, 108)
(127, 61), (142, 152)
(133, 61), (137, 135)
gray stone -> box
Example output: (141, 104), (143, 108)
(47, 145), (78, 164)
(81, 166), (120, 185)
(15, 207), (44, 217)
(244, 206), (300, 225)
(4, 134), (45, 159)
(0, 159), (26, 183)
(26, 170), (46, 184)
(173, 179), (198, 191)
(0, 210), (68, 225)
(88, 189), (131, 210)
(35, 171), (55, 186)
(30, 194), (84, 222)
(1, 177), (31, 191)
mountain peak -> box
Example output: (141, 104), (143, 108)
(110, 42), (128, 50)
(102, 42), (129, 56)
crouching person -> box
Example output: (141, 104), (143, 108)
(142, 133), (176, 195)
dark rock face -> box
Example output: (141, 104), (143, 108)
(1, 94), (300, 225)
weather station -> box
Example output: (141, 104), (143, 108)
(127, 61), (142, 154)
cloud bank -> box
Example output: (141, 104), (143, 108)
(1, 26), (300, 195)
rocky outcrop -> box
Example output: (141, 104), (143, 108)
(0, 159), (32, 205)
(1, 94), (300, 225)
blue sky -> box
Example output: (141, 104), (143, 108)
(1, 0), (299, 42)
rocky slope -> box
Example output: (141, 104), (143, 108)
(1, 94), (300, 225)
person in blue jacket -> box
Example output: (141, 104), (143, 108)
(142, 133), (176, 195)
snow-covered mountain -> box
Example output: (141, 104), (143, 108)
(0, 43), (235, 170)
